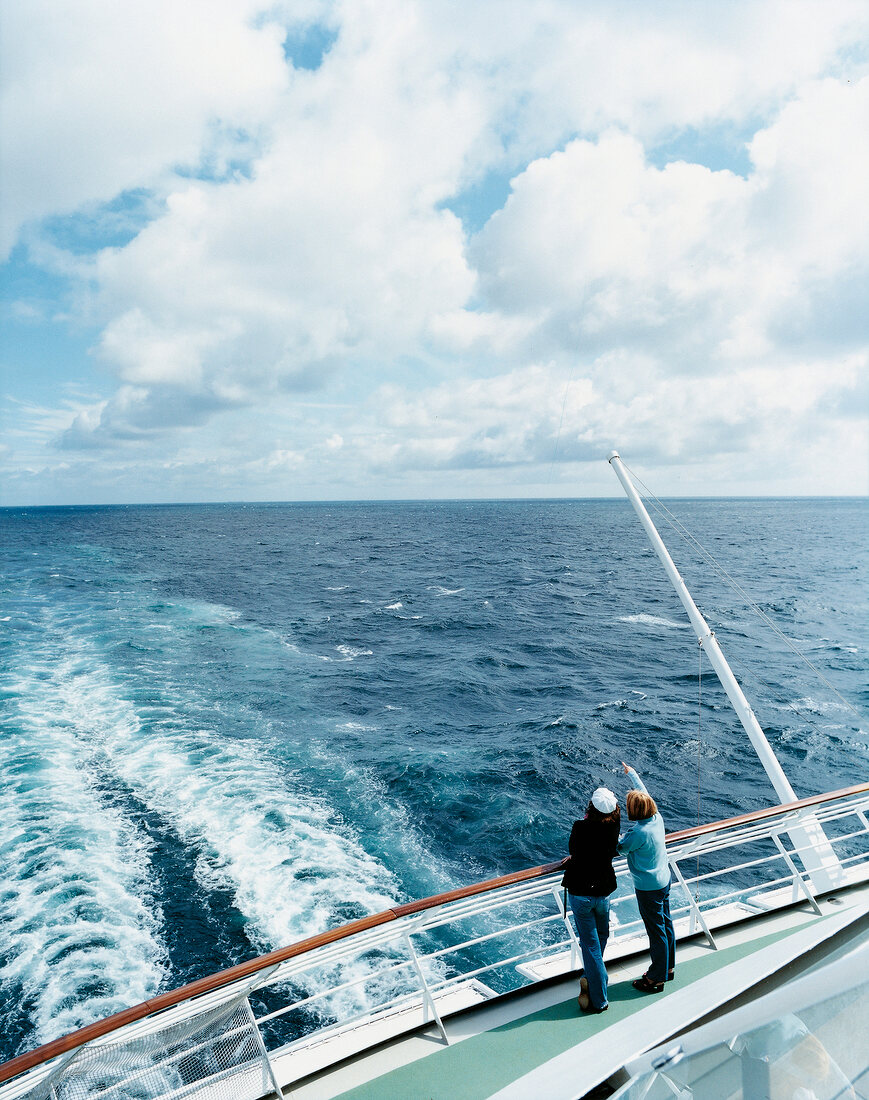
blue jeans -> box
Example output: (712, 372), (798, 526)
(569, 893), (610, 1009)
(635, 884), (676, 983)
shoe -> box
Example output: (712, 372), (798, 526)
(580, 1002), (608, 1014)
(666, 969), (675, 982)
(578, 976), (590, 1011)
(632, 973), (664, 994)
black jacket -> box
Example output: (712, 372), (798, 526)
(561, 817), (619, 897)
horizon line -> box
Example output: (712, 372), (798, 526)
(3, 493), (868, 511)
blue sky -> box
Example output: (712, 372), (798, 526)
(2, 0), (868, 505)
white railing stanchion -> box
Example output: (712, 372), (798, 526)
(1, 786), (866, 1100)
(553, 886), (582, 971)
(402, 932), (449, 1045)
(246, 998), (286, 1100)
(668, 859), (717, 949)
(772, 835), (822, 915)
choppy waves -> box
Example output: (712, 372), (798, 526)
(0, 596), (403, 1053)
(0, 622), (167, 1046)
(1, 497), (866, 1060)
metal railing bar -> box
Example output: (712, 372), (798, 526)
(269, 981), (465, 1060)
(663, 783), (869, 843)
(264, 940), (409, 986)
(657, 867), (812, 917)
(255, 958), (422, 1024)
(73, 978), (275, 1051)
(816, 825), (869, 845)
(666, 801), (869, 857)
(409, 879), (566, 929)
(836, 852), (869, 869)
(261, 892), (636, 1011)
(245, 997), (284, 1100)
(413, 942), (576, 996)
(668, 820), (804, 857)
(671, 850), (787, 885)
(265, 917), (574, 1024)
(264, 982), (443, 1047)
(689, 873), (813, 911)
(404, 913), (563, 969)
(63, 1018), (262, 1100)
(668, 860), (717, 948)
(775, 828), (869, 861)
(772, 835), (823, 915)
(402, 933), (448, 1044)
(263, 924), (417, 976)
(670, 822), (869, 875)
(261, 930), (436, 987)
(3, 783), (867, 1088)
(272, 929), (582, 1030)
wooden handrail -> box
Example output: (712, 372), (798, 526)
(664, 781), (869, 843)
(1, 780), (867, 1085)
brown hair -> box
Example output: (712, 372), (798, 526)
(586, 802), (621, 827)
(626, 789), (657, 821)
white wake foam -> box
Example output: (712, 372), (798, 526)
(335, 644), (374, 660)
(618, 613), (687, 630)
(53, 656), (397, 947)
(0, 659), (167, 1046)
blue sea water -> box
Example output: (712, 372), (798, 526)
(1, 497), (867, 1061)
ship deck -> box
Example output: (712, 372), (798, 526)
(287, 881), (869, 1100)
(3, 784), (866, 1100)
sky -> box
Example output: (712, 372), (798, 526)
(1, 0), (868, 506)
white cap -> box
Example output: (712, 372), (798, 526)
(591, 787), (617, 814)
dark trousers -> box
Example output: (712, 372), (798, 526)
(635, 884), (676, 982)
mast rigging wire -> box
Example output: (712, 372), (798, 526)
(696, 640), (703, 898)
(620, 460), (865, 727)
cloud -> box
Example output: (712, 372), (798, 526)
(59, 384), (239, 450)
(0, 0), (290, 258)
(361, 351), (867, 474)
(1, 0), (868, 501)
(470, 74), (869, 370)
(471, 133), (748, 364)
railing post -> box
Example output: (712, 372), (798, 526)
(669, 858), (717, 949)
(772, 834), (822, 915)
(402, 932), (449, 1045)
(245, 997), (286, 1099)
(553, 886), (582, 970)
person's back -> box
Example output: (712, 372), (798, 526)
(564, 816), (619, 896)
(618, 763), (676, 993)
(563, 787), (620, 1014)
(618, 805), (668, 890)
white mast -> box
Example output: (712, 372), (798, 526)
(608, 451), (842, 889)
(608, 451), (796, 803)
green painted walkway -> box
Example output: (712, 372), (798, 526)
(334, 914), (819, 1100)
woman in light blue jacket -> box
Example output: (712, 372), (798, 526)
(619, 763), (675, 993)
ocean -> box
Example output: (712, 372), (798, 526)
(1, 497), (866, 1061)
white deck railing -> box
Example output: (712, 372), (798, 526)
(1, 783), (867, 1100)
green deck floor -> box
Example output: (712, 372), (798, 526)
(333, 914), (820, 1100)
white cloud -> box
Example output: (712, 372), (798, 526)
(0, 0), (290, 257)
(748, 75), (869, 271)
(472, 133), (747, 355)
(472, 74), (869, 372)
(1, 0), (868, 502)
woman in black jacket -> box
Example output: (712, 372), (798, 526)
(562, 787), (620, 1013)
